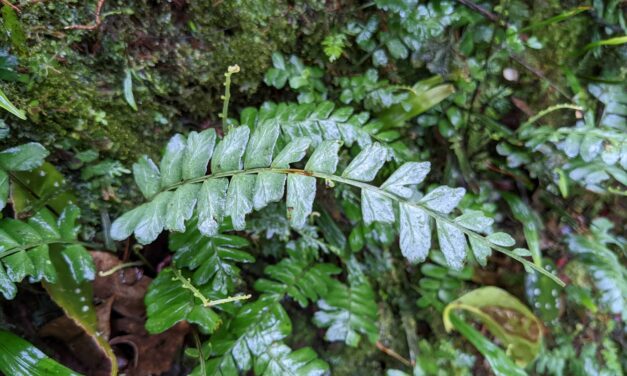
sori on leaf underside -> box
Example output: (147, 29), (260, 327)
(110, 120), (563, 286)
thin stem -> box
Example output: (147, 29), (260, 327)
(172, 267), (252, 307)
(220, 65), (240, 133)
(98, 261), (144, 277)
(520, 103), (583, 128)
(161, 167), (565, 287)
(192, 329), (206, 376)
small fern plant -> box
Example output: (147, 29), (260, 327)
(110, 113), (562, 281)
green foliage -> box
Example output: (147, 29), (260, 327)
(0, 142), (48, 210)
(322, 33), (348, 62)
(0, 330), (80, 376)
(416, 252), (473, 311)
(264, 52), (327, 103)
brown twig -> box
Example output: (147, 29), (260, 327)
(65, 0), (106, 30)
(376, 341), (412, 367)
(1, 0), (21, 12)
(455, 0), (506, 26)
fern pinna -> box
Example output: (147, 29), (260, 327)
(111, 121), (559, 283)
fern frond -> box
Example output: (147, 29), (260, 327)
(111, 126), (562, 285)
(0, 206), (95, 300)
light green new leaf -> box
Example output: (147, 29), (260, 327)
(123, 69), (137, 111)
(419, 186), (465, 214)
(381, 161), (430, 198)
(286, 174), (316, 229)
(0, 330), (80, 376)
(133, 155), (161, 199)
(443, 286), (543, 367)
(160, 134), (186, 188)
(226, 175), (255, 230)
(0, 143), (49, 171)
(244, 122), (280, 169)
(399, 203), (431, 263)
(165, 184), (201, 232)
(436, 219), (467, 270)
(183, 129), (217, 180)
(342, 142), (389, 182)
(487, 232), (516, 247)
(212, 126), (250, 173)
(305, 140), (341, 174)
(197, 178), (228, 236)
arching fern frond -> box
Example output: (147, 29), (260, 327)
(111, 126), (563, 285)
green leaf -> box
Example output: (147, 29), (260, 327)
(487, 232), (516, 247)
(211, 126), (250, 173)
(305, 140), (341, 174)
(133, 156), (161, 199)
(455, 210), (494, 233)
(165, 184), (201, 232)
(0, 263), (17, 299)
(469, 236), (492, 267)
(244, 122), (280, 169)
(436, 220), (467, 270)
(0, 330), (81, 376)
(381, 161), (430, 198)
(134, 191), (172, 244)
(0, 143), (48, 171)
(226, 175), (255, 231)
(419, 186), (465, 214)
(183, 129), (217, 179)
(271, 138), (311, 168)
(286, 175), (316, 229)
(446, 314), (526, 376)
(502, 192), (541, 265)
(313, 280), (379, 347)
(123, 69), (137, 111)
(0, 169), (8, 211)
(60, 245), (96, 283)
(0, 87), (26, 120)
(399, 203), (431, 263)
(253, 343), (330, 376)
(3, 250), (34, 282)
(443, 286), (543, 366)
(145, 268), (221, 334)
(342, 142), (389, 181)
(160, 134), (187, 188)
(253, 173), (286, 211)
(110, 205), (147, 241)
(197, 178), (228, 237)
(361, 189), (394, 225)
(43, 245), (117, 375)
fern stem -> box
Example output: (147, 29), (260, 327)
(98, 261), (144, 277)
(219, 65), (240, 133)
(0, 240), (104, 260)
(521, 103), (583, 128)
(172, 267), (252, 307)
(162, 167), (565, 287)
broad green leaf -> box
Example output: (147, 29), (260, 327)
(378, 83), (455, 127)
(58, 204), (80, 241)
(197, 178), (228, 236)
(419, 186), (465, 214)
(381, 161), (430, 198)
(133, 155), (161, 199)
(123, 69), (137, 111)
(183, 129), (217, 179)
(399, 203), (431, 263)
(160, 134), (186, 188)
(443, 286), (543, 367)
(60, 244), (96, 283)
(28, 209), (61, 240)
(0, 143), (48, 171)
(0, 330), (80, 376)
(10, 162), (76, 216)
(0, 87), (26, 120)
(271, 138), (311, 168)
(253, 343), (330, 376)
(446, 314), (526, 376)
(165, 184), (201, 232)
(286, 175), (316, 229)
(253, 173), (286, 210)
(579, 134), (602, 162)
(43, 245), (117, 375)
(145, 268), (221, 334)
(487, 232), (516, 247)
(0, 169), (8, 210)
(0, 263), (17, 299)
(361, 189), (394, 224)
(342, 142), (389, 181)
(3, 250), (34, 282)
(27, 245), (56, 283)
(134, 191), (172, 244)
(436, 219), (466, 270)
(110, 205), (146, 240)
(455, 210), (494, 233)
(305, 140), (341, 174)
(212, 126), (250, 173)
(244, 122), (280, 169)
(226, 175), (255, 230)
